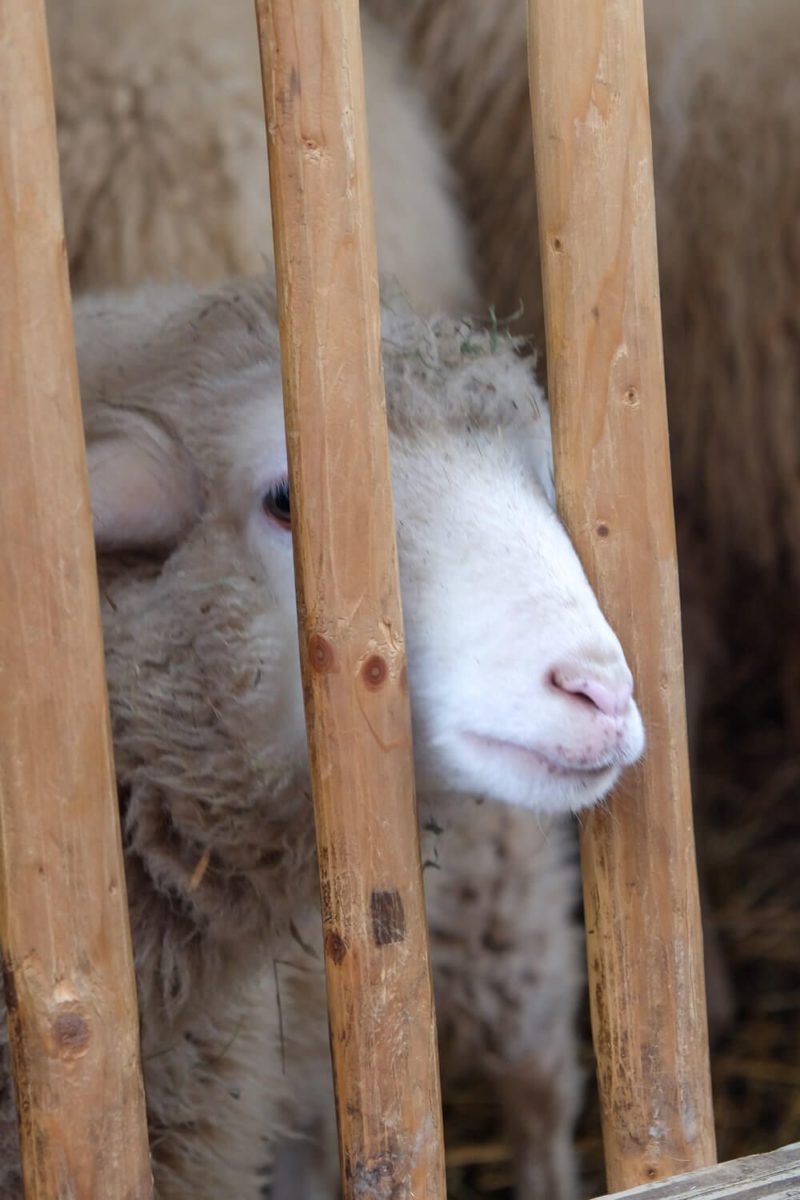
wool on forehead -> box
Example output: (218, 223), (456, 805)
(78, 275), (546, 443)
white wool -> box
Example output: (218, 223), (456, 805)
(47, 0), (477, 315)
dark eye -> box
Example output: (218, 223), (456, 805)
(262, 478), (291, 528)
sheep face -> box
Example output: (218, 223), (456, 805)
(391, 432), (644, 814)
(81, 280), (643, 866)
(382, 309), (645, 813)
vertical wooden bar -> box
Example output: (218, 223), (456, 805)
(254, 2), (446, 1199)
(0, 1), (153, 1196)
(527, 0), (716, 1192)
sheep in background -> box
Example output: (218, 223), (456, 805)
(364, 0), (800, 591)
(46, 0), (477, 314)
(0, 276), (644, 1198)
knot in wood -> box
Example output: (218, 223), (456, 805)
(352, 1154), (410, 1200)
(51, 1008), (90, 1060)
(370, 889), (406, 946)
(324, 929), (347, 965)
(361, 654), (388, 690)
(308, 634), (336, 674)
(2, 963), (18, 1014)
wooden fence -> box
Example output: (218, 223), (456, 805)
(0, 0), (738, 1196)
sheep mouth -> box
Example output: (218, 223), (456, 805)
(462, 732), (618, 782)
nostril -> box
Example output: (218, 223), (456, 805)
(549, 669), (633, 718)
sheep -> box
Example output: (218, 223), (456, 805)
(0, 275), (644, 1198)
(46, 0), (477, 316)
(364, 0), (800, 589)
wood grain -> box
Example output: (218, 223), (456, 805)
(254, 2), (446, 1198)
(527, 0), (716, 1190)
(595, 1142), (800, 1200)
(0, 1), (153, 1195)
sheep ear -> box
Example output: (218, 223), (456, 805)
(87, 411), (202, 552)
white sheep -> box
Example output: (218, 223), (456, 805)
(46, 0), (477, 316)
(0, 276), (643, 1198)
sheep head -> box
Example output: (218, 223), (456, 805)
(77, 277), (644, 927)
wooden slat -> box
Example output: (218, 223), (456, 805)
(0, 0), (153, 1195)
(254, 2), (446, 1199)
(527, 0), (716, 1191)
(596, 1143), (800, 1200)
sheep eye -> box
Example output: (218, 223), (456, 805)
(262, 478), (291, 528)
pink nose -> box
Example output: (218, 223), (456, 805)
(550, 669), (633, 718)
